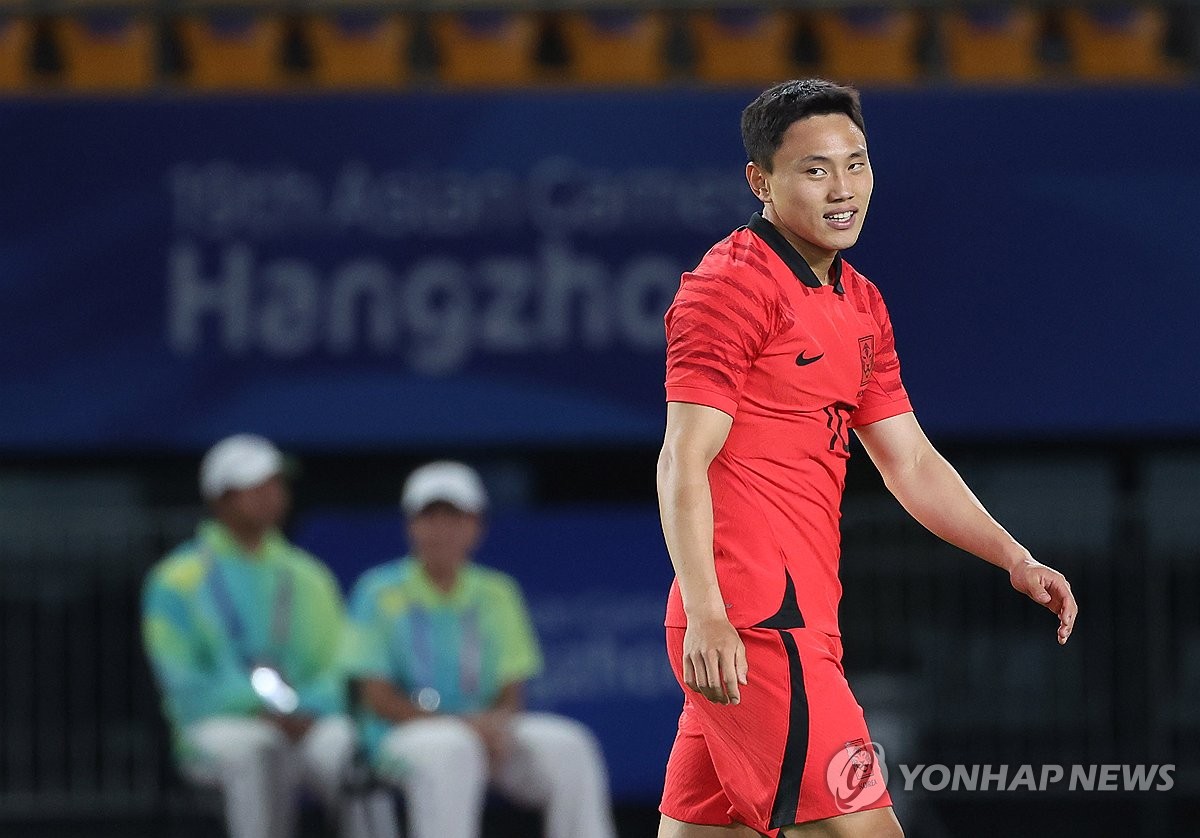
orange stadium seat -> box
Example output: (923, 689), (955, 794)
(942, 5), (1042, 82)
(431, 11), (539, 87)
(305, 10), (410, 88)
(811, 7), (920, 85)
(0, 11), (32, 89)
(177, 5), (286, 89)
(1063, 5), (1173, 81)
(689, 10), (797, 85)
(56, 10), (156, 90)
(560, 11), (667, 85)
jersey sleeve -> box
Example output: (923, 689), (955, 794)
(664, 269), (777, 418)
(849, 280), (913, 428)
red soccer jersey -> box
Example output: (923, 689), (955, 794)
(663, 214), (912, 635)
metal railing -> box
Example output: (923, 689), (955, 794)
(0, 454), (1195, 826)
(0, 507), (198, 817)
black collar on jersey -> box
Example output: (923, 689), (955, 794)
(746, 213), (845, 295)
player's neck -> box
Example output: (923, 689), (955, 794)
(785, 234), (838, 287)
(421, 562), (462, 594)
(221, 520), (269, 558)
(763, 210), (838, 285)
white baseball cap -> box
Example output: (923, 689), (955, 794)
(401, 461), (488, 516)
(199, 434), (285, 500)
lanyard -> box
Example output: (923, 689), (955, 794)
(405, 606), (483, 702)
(204, 549), (295, 670)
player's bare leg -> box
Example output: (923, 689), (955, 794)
(780, 807), (903, 838)
(658, 815), (765, 838)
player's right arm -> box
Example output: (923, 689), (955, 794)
(658, 401), (747, 705)
(358, 678), (429, 723)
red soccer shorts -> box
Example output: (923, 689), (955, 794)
(660, 626), (892, 835)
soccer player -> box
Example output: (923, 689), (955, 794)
(656, 79), (1078, 838)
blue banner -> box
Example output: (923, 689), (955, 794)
(1, 88), (1197, 449)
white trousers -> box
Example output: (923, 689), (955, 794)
(182, 715), (398, 838)
(378, 712), (617, 838)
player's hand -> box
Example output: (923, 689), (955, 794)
(682, 615), (748, 705)
(1009, 556), (1078, 645)
(266, 712), (315, 742)
(466, 710), (514, 762)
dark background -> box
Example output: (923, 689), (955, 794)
(2, 5), (1199, 837)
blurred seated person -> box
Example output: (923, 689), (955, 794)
(346, 460), (617, 838)
(142, 434), (394, 838)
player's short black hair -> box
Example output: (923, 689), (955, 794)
(741, 79), (866, 172)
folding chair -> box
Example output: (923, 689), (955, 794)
(1063, 5), (1174, 80)
(560, 11), (667, 85)
(811, 7), (920, 84)
(305, 8), (410, 89)
(56, 1), (156, 90)
(177, 0), (286, 89)
(431, 11), (539, 87)
(0, 5), (33, 89)
(941, 5), (1042, 82)
(689, 9), (796, 85)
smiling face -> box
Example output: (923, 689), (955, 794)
(746, 112), (873, 268)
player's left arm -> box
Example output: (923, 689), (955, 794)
(855, 411), (1078, 645)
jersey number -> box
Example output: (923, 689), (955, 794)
(823, 404), (851, 453)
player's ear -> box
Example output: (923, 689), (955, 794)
(745, 161), (770, 204)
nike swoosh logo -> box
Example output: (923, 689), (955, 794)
(795, 352), (825, 366)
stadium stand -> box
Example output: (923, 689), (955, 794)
(0, 3), (32, 89)
(559, 10), (668, 85)
(811, 6), (921, 84)
(430, 10), (539, 86)
(1063, 4), (1174, 80)
(56, 4), (155, 90)
(0, 1), (1194, 90)
(305, 8), (410, 88)
(941, 4), (1042, 82)
(176, 1), (287, 89)
(689, 9), (797, 85)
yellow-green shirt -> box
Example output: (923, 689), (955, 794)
(142, 521), (349, 753)
(346, 557), (542, 758)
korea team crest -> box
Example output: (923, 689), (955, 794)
(858, 336), (876, 387)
